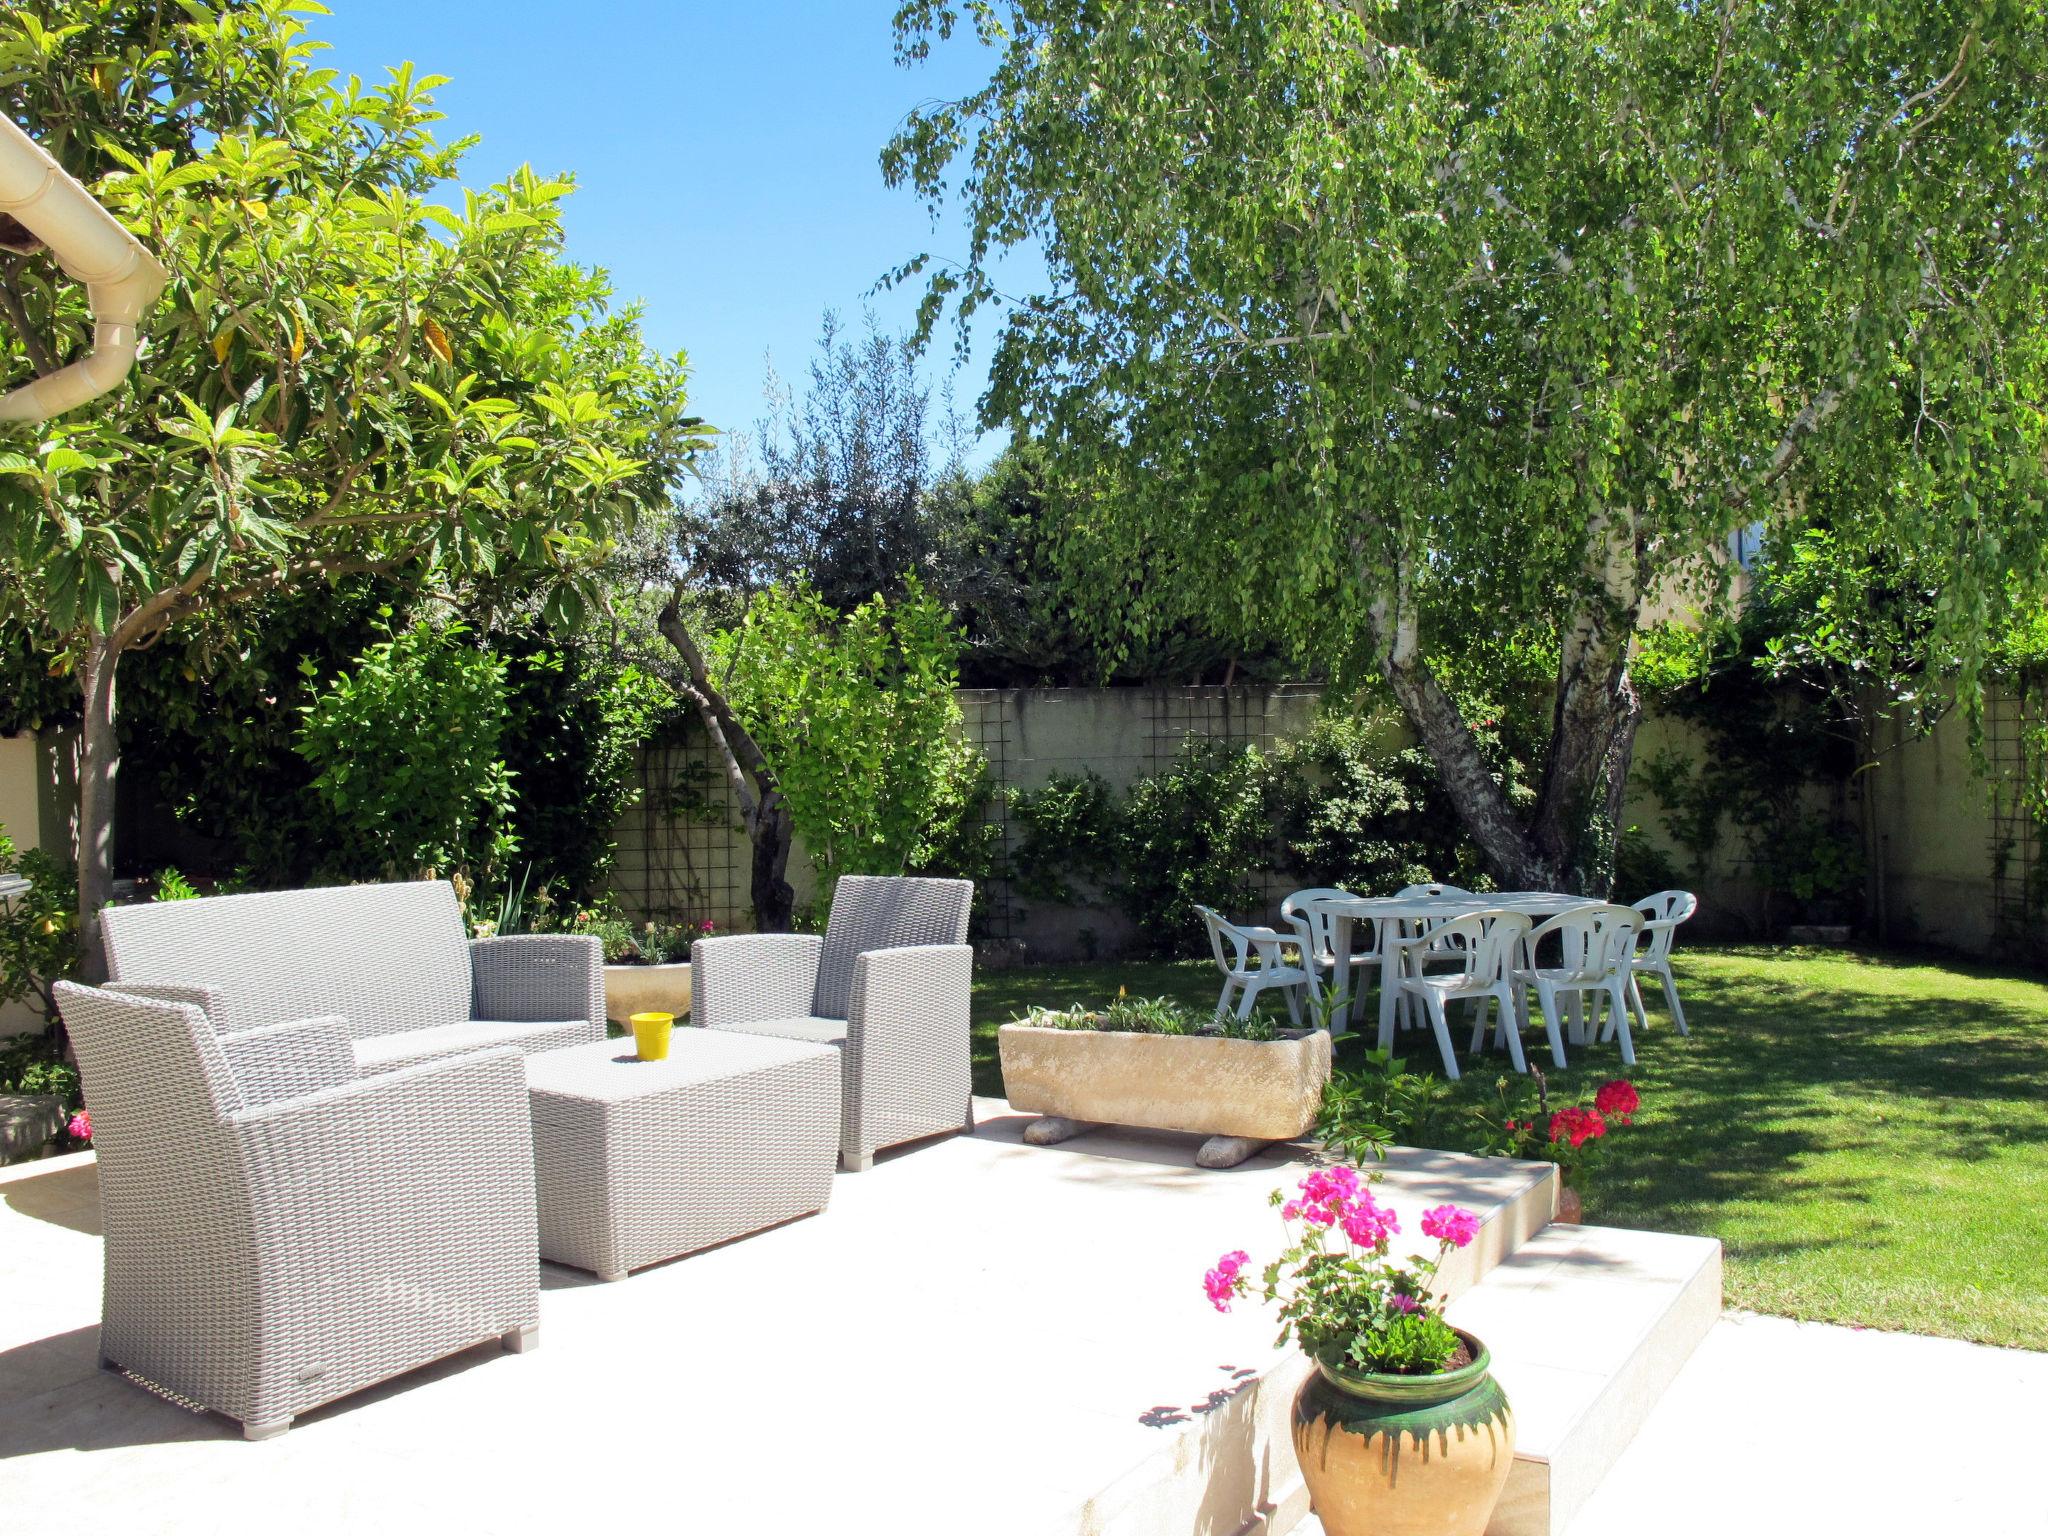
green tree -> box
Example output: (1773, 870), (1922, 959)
(712, 576), (974, 902)
(686, 309), (966, 619)
(886, 0), (2048, 890)
(0, 0), (705, 959)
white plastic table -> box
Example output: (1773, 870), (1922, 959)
(1312, 891), (1597, 1050)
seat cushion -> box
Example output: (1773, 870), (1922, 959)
(722, 1016), (849, 1048)
(355, 1017), (601, 1071)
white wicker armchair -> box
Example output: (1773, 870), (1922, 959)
(54, 980), (541, 1440)
(693, 875), (974, 1171)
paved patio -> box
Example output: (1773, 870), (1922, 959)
(6, 1099), (2029, 1534)
(1299, 1311), (2048, 1536)
(1, 1100), (1550, 1533)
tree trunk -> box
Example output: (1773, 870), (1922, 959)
(655, 591), (796, 932)
(749, 793), (796, 932)
(1368, 505), (1644, 895)
(1369, 573), (1555, 888)
(75, 633), (120, 981)
(1526, 508), (1644, 894)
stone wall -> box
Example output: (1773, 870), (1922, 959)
(610, 684), (2015, 963)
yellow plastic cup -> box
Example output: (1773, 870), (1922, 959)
(630, 1011), (675, 1062)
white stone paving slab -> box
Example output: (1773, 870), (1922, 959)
(1297, 1310), (2048, 1536)
(0, 1103), (1554, 1535)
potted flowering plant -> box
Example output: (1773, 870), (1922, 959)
(599, 917), (713, 1028)
(1477, 1072), (1640, 1223)
(1205, 1168), (1513, 1536)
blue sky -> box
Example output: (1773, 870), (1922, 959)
(315, 2), (1032, 461)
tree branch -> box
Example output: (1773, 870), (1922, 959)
(0, 261), (58, 376)
(656, 586), (774, 831)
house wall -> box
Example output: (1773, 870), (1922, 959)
(1, 732), (47, 1038)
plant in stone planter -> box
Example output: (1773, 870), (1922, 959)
(1205, 1169), (1512, 1536)
(999, 992), (1330, 1165)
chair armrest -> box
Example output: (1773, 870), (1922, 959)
(843, 944), (973, 1160)
(224, 1046), (539, 1351)
(107, 980), (227, 1029)
(219, 1015), (357, 1108)
(470, 934), (604, 1025)
(691, 933), (824, 1030)
(226, 1045), (525, 1133)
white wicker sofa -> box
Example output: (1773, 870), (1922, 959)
(692, 874), (974, 1172)
(99, 880), (603, 1071)
(53, 980), (541, 1440)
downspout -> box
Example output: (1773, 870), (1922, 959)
(0, 115), (167, 423)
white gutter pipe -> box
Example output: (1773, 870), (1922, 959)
(0, 115), (168, 423)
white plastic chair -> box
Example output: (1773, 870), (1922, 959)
(1627, 889), (1698, 1036)
(1385, 882), (1475, 1029)
(1386, 908), (1530, 1080)
(1197, 905), (1312, 1026)
(1281, 887), (1369, 1020)
(1512, 903), (1643, 1069)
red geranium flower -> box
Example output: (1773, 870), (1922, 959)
(1547, 1106), (1608, 1148)
(1594, 1080), (1639, 1124)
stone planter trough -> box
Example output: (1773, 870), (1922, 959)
(998, 1020), (1332, 1167)
(602, 961), (692, 1027)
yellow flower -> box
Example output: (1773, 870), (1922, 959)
(1118, 984), (1127, 999)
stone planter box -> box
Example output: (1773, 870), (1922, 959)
(998, 1021), (1332, 1162)
(602, 962), (692, 1026)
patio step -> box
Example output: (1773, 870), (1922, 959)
(1288, 1223), (1722, 1536)
(1057, 1142), (1559, 1536)
(1456, 1224), (1722, 1536)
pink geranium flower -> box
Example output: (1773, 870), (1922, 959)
(67, 1110), (91, 1142)
(1203, 1249), (1251, 1312)
(1420, 1204), (1481, 1249)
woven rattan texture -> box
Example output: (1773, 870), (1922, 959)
(101, 882), (604, 1068)
(526, 1034), (840, 1277)
(811, 876), (972, 1019)
(55, 981), (541, 1437)
(101, 881), (474, 1038)
(692, 878), (975, 1167)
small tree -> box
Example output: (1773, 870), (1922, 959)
(0, 2), (703, 959)
(712, 577), (973, 903)
(686, 308), (966, 618)
(887, 0), (2048, 890)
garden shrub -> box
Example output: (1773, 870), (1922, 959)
(497, 637), (675, 899)
(1005, 710), (1512, 958)
(117, 580), (402, 885)
(1271, 712), (1490, 896)
(1008, 770), (1120, 904)
(0, 826), (77, 1034)
(0, 826), (81, 1111)
(296, 623), (517, 880)
(1119, 738), (1285, 954)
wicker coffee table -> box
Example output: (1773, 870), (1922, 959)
(524, 1032), (842, 1281)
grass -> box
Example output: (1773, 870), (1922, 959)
(971, 944), (2048, 1351)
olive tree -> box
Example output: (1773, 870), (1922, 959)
(0, 1), (703, 959)
(885, 0), (2048, 889)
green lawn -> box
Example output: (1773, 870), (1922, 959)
(972, 945), (2048, 1351)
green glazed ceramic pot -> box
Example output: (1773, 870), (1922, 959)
(1291, 1330), (1515, 1536)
